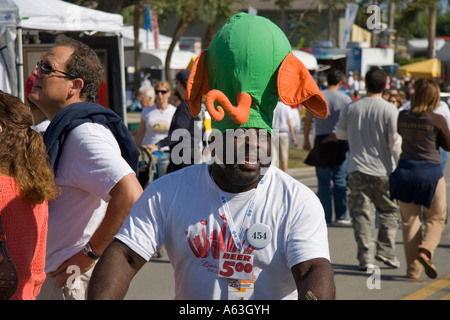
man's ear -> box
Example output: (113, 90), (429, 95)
(185, 50), (211, 117)
(278, 52), (328, 119)
(69, 78), (84, 97)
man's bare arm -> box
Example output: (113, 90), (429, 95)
(291, 258), (336, 300)
(88, 239), (146, 300)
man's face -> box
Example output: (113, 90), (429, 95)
(29, 46), (75, 114)
(210, 128), (272, 191)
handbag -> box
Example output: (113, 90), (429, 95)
(0, 215), (19, 300)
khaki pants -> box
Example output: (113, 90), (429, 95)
(37, 267), (94, 300)
(399, 177), (447, 279)
(271, 135), (289, 171)
(348, 171), (400, 267)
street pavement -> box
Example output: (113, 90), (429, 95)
(124, 164), (450, 301)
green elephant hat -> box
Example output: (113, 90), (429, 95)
(185, 12), (328, 134)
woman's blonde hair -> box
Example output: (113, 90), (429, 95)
(0, 91), (58, 205)
(154, 80), (171, 92)
(410, 79), (440, 113)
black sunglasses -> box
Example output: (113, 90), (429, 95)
(36, 60), (77, 79)
(155, 90), (169, 95)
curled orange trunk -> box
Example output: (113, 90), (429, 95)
(205, 90), (252, 125)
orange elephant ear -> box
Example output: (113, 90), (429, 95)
(185, 50), (211, 117)
(278, 52), (328, 119)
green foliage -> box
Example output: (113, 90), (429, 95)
(395, 56), (427, 66)
(395, 7), (428, 39)
(436, 12), (450, 36)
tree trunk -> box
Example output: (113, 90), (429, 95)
(133, 4), (142, 94)
(327, 6), (333, 44)
(202, 24), (216, 50)
(164, 11), (195, 84)
(371, 0), (378, 48)
(427, 3), (437, 59)
(387, 1), (395, 48)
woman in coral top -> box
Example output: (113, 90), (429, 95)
(0, 91), (58, 299)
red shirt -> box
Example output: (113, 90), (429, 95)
(0, 176), (48, 300)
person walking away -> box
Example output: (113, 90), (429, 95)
(389, 79), (450, 279)
(271, 100), (296, 172)
(303, 68), (351, 226)
(335, 68), (402, 271)
(28, 34), (143, 300)
(0, 92), (58, 299)
(399, 99), (450, 173)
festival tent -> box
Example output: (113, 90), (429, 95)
(140, 48), (197, 70)
(292, 49), (331, 72)
(121, 25), (172, 50)
(397, 58), (441, 79)
(0, 0), (127, 119)
(13, 0), (123, 33)
(0, 0), (20, 95)
(292, 50), (319, 71)
(121, 26), (197, 76)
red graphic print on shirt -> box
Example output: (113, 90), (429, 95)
(186, 214), (254, 260)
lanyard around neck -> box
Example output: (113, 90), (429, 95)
(217, 177), (265, 253)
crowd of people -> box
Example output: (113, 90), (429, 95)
(0, 13), (448, 301)
(305, 67), (449, 279)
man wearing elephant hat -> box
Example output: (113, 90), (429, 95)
(88, 13), (335, 300)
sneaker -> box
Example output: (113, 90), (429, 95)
(335, 219), (352, 226)
(375, 254), (400, 268)
(152, 248), (166, 258)
(359, 263), (376, 271)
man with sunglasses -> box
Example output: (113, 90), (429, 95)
(28, 34), (143, 300)
(147, 70), (203, 173)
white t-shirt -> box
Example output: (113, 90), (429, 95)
(272, 101), (293, 135)
(141, 104), (176, 151)
(35, 119), (50, 135)
(116, 163), (330, 300)
(45, 123), (134, 272)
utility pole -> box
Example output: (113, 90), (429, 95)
(371, 0), (378, 48)
(387, 1), (395, 48)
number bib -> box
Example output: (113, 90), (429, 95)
(219, 251), (254, 300)
(247, 223), (272, 249)
(219, 252), (253, 280)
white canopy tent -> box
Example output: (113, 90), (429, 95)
(121, 25), (197, 76)
(292, 50), (319, 71)
(0, 0), (127, 118)
(0, 0), (20, 95)
(124, 48), (197, 72)
(292, 49), (330, 72)
(13, 0), (123, 33)
(121, 25), (172, 50)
